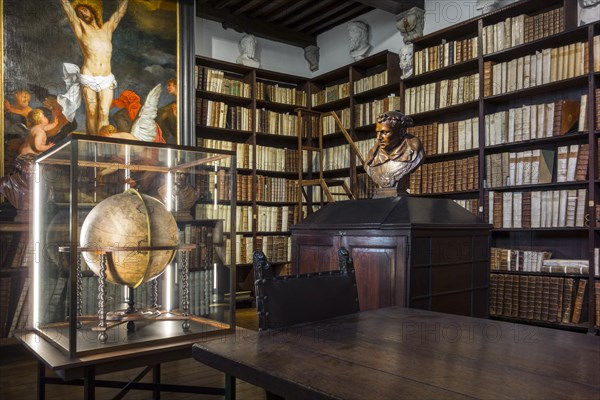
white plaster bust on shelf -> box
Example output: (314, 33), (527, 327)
(475, 0), (516, 14)
(348, 21), (371, 61)
(395, 7), (425, 45)
(399, 44), (413, 79)
(579, 0), (600, 25)
(236, 34), (260, 68)
(304, 45), (320, 72)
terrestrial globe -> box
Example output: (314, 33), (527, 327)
(80, 189), (178, 288)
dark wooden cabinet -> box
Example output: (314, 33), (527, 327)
(291, 197), (491, 317)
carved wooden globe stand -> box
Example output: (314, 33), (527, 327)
(67, 189), (193, 343)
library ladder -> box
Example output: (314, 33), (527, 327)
(295, 109), (362, 216)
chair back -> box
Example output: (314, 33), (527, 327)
(254, 247), (359, 331)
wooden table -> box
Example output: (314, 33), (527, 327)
(15, 330), (233, 400)
(192, 307), (600, 400)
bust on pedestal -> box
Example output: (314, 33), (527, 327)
(363, 110), (425, 198)
(348, 21), (371, 61)
(236, 34), (260, 68)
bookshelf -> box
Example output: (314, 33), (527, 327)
(311, 51), (402, 201)
(195, 56), (308, 290)
(194, 51), (402, 290)
(405, 0), (599, 332)
(0, 223), (30, 346)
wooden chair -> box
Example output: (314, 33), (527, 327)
(253, 247), (359, 331)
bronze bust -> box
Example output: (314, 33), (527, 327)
(364, 110), (425, 197)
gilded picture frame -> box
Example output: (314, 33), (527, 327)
(1, 0), (180, 181)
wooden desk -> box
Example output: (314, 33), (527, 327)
(15, 330), (232, 400)
(192, 307), (600, 400)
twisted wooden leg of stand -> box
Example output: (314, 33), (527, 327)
(97, 253), (108, 343)
(151, 279), (159, 309)
(182, 250), (190, 331)
(76, 254), (83, 329)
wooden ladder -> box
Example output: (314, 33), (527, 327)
(295, 109), (365, 215)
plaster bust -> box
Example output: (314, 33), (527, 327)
(236, 34), (260, 68)
(304, 45), (320, 72)
(348, 21), (371, 61)
(399, 44), (413, 79)
(475, 0), (516, 14)
(579, 0), (600, 25)
(395, 7), (425, 44)
(364, 110), (425, 195)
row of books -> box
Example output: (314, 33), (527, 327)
(226, 235), (291, 265)
(237, 175), (299, 203)
(353, 96), (401, 128)
(313, 139), (384, 174)
(195, 204), (233, 233)
(195, 99), (251, 131)
(408, 117), (479, 156)
(0, 232), (31, 270)
(298, 113), (320, 140)
(354, 70), (388, 94)
(487, 189), (588, 229)
(484, 41), (589, 97)
(453, 199), (479, 215)
(195, 142), (302, 174)
(481, 7), (564, 55)
(255, 145), (308, 173)
(255, 205), (299, 233)
(255, 109), (298, 136)
(491, 247), (552, 273)
(0, 276), (25, 338)
(556, 144), (589, 182)
(195, 139), (239, 168)
(187, 269), (214, 317)
(321, 108), (351, 135)
(413, 36), (478, 76)
(195, 66), (251, 98)
(179, 224), (215, 271)
(318, 144), (352, 172)
(485, 149), (554, 188)
(409, 156), (479, 195)
(489, 274), (587, 324)
(256, 81), (307, 106)
(194, 204), (301, 235)
(484, 99), (582, 147)
(594, 36), (600, 73)
(85, 278), (155, 316)
(404, 73), (479, 115)
(312, 82), (350, 106)
(594, 88), (600, 131)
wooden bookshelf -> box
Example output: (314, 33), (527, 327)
(195, 56), (308, 291)
(404, 0), (596, 332)
(0, 222), (31, 346)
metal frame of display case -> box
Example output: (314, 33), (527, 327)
(32, 134), (237, 358)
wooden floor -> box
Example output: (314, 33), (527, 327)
(0, 308), (265, 400)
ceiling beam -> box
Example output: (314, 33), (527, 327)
(293, 4), (370, 32)
(262, 0), (314, 23)
(303, 5), (372, 35)
(196, 1), (316, 48)
(352, 0), (424, 14)
(232, 0), (267, 15)
(213, 0), (242, 10)
(284, 0), (340, 26)
(248, 0), (289, 19)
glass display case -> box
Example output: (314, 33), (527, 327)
(32, 135), (237, 357)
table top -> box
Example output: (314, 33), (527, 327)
(15, 327), (233, 381)
(192, 306), (600, 400)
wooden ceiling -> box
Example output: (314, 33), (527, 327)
(196, 0), (424, 48)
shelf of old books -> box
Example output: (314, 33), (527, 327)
(32, 135), (237, 357)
